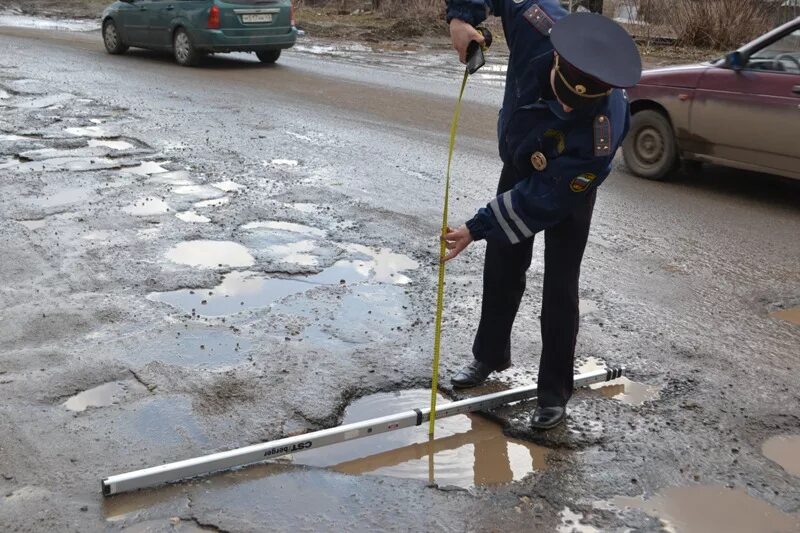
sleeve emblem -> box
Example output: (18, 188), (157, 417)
(570, 173), (596, 193)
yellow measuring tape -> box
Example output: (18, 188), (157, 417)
(429, 67), (471, 437)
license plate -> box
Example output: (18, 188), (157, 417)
(241, 14), (272, 23)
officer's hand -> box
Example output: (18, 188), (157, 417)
(442, 225), (474, 262)
(449, 18), (484, 64)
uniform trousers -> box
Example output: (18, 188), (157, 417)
(472, 163), (597, 408)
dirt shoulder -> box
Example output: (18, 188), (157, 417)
(0, 0), (717, 67)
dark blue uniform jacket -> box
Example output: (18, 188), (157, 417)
(446, 0), (630, 245)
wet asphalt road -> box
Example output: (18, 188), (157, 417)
(1, 25), (799, 532)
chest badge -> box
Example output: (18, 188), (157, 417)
(531, 151), (548, 171)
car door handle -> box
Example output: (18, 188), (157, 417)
(793, 85), (800, 95)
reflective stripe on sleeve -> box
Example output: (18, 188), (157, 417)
(489, 197), (521, 244)
(501, 190), (534, 239)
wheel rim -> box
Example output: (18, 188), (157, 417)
(104, 23), (118, 50)
(175, 32), (191, 62)
(634, 126), (665, 166)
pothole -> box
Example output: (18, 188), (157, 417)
(343, 244), (419, 284)
(609, 486), (800, 533)
(124, 161), (170, 176)
(10, 156), (118, 172)
(175, 211), (211, 223)
(241, 220), (326, 238)
(65, 125), (119, 138)
(123, 197), (171, 216)
(762, 434), (800, 477)
(148, 170), (194, 185)
(164, 240), (254, 269)
(127, 397), (208, 446)
(295, 389), (550, 488)
(88, 139), (134, 151)
(28, 186), (92, 207)
(62, 380), (145, 412)
(266, 159), (299, 167)
(285, 202), (319, 213)
(171, 185), (226, 200)
(16, 218), (46, 230)
(266, 240), (319, 266)
(211, 180), (244, 192)
(149, 260), (369, 317)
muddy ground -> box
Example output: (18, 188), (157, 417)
(0, 15), (799, 533)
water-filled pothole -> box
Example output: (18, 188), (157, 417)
(762, 434), (800, 477)
(579, 357), (660, 406)
(123, 197), (171, 216)
(212, 180), (244, 192)
(65, 125), (118, 138)
(175, 211), (210, 223)
(16, 218), (46, 230)
(241, 220), (326, 237)
(295, 389), (550, 488)
(149, 260), (369, 317)
(88, 139), (134, 151)
(164, 240), (255, 269)
(124, 161), (170, 176)
(609, 486), (800, 533)
(63, 381), (144, 412)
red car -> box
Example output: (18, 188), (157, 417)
(623, 17), (800, 181)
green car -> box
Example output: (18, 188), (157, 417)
(101, 0), (297, 66)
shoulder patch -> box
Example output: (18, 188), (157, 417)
(570, 173), (596, 193)
(594, 115), (611, 157)
(523, 5), (554, 36)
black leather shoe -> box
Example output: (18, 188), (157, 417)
(530, 406), (566, 430)
(450, 360), (510, 389)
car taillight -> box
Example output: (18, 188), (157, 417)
(208, 5), (220, 29)
(290, 2), (295, 27)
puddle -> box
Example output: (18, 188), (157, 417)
(65, 125), (117, 138)
(344, 244), (419, 284)
(296, 389), (550, 488)
(148, 170), (194, 186)
(286, 202), (319, 213)
(175, 211), (210, 223)
(123, 198), (171, 216)
(171, 185), (226, 200)
(589, 377), (660, 406)
(29, 186), (92, 207)
(63, 381), (140, 412)
(135, 329), (251, 369)
(193, 197), (229, 209)
(165, 240), (255, 269)
(611, 486), (800, 533)
(0, 134), (26, 141)
(762, 435), (800, 477)
(16, 218), (46, 230)
(82, 230), (114, 242)
(770, 307), (800, 326)
(267, 159), (299, 167)
(241, 220), (326, 237)
(124, 161), (170, 176)
(88, 139), (134, 151)
(266, 239), (318, 266)
(577, 357), (607, 374)
(558, 507), (601, 533)
(15, 93), (74, 109)
(212, 180), (244, 192)
(11, 156), (118, 172)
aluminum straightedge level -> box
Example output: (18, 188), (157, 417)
(102, 367), (625, 496)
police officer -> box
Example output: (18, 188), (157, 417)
(443, 1), (642, 429)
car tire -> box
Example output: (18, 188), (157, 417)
(173, 28), (200, 67)
(622, 109), (678, 181)
(256, 50), (281, 64)
(103, 19), (128, 55)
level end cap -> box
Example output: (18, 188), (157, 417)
(101, 479), (112, 497)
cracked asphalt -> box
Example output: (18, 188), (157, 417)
(0, 22), (799, 533)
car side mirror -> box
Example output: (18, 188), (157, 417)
(725, 51), (745, 71)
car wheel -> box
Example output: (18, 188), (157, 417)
(173, 28), (199, 67)
(256, 50), (281, 64)
(622, 110), (678, 181)
(103, 19), (128, 55)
